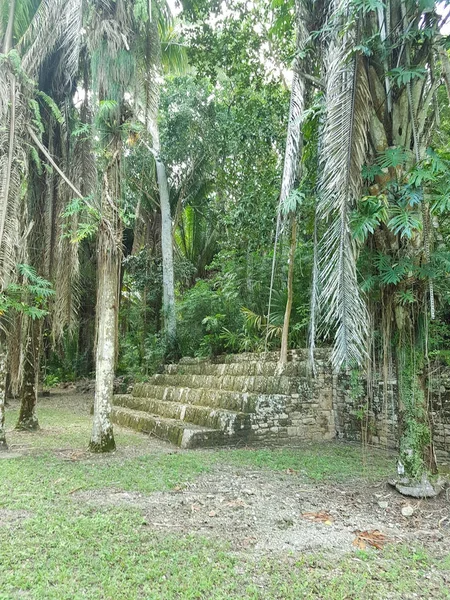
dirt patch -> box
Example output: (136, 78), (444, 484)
(73, 465), (450, 555)
(0, 509), (31, 528)
(0, 451), (22, 459)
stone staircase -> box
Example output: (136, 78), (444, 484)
(111, 350), (335, 448)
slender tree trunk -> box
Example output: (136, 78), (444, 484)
(278, 216), (297, 371)
(156, 156), (176, 344)
(0, 334), (8, 450)
(89, 159), (120, 453)
(3, 0), (16, 53)
(145, 16), (177, 346)
(16, 319), (40, 431)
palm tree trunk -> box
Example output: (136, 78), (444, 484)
(89, 158), (120, 453)
(0, 333), (8, 450)
(16, 319), (41, 431)
(278, 215), (297, 370)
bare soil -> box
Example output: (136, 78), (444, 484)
(0, 509), (31, 528)
(74, 464), (450, 557)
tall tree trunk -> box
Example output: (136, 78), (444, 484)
(156, 155), (176, 344)
(0, 333), (8, 450)
(89, 158), (121, 453)
(16, 319), (40, 431)
(145, 16), (177, 346)
(278, 216), (297, 371)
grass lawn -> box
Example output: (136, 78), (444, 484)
(0, 393), (449, 600)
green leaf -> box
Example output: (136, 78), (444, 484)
(388, 67), (427, 86)
(362, 164), (383, 183)
(396, 290), (415, 305)
(377, 147), (410, 169)
(350, 196), (387, 244)
(279, 189), (304, 215)
(387, 205), (421, 239)
(375, 254), (411, 285)
(351, 0), (385, 14)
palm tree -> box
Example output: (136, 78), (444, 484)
(0, 0), (83, 447)
(87, 0), (137, 452)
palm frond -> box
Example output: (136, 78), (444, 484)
(316, 1), (370, 371)
(0, 68), (27, 292)
(20, 0), (83, 81)
(279, 0), (307, 209)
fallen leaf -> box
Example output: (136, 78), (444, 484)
(352, 537), (367, 550)
(191, 504), (201, 512)
(353, 529), (388, 550)
(209, 510), (217, 517)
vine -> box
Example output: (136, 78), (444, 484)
(397, 348), (432, 480)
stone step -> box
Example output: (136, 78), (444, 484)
(131, 384), (289, 412)
(164, 360), (309, 378)
(177, 348), (330, 366)
(114, 394), (251, 432)
(111, 406), (228, 449)
(147, 372), (305, 395)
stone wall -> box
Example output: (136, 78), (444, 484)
(247, 350), (450, 460)
(248, 350), (335, 443)
(332, 362), (450, 462)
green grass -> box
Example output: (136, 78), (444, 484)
(1, 397), (448, 599)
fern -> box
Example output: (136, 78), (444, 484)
(37, 91), (64, 124)
(29, 145), (43, 175)
(28, 98), (44, 134)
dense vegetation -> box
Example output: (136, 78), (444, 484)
(1, 0), (450, 481)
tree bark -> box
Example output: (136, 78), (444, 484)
(0, 335), (8, 451)
(89, 160), (120, 453)
(16, 319), (40, 431)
